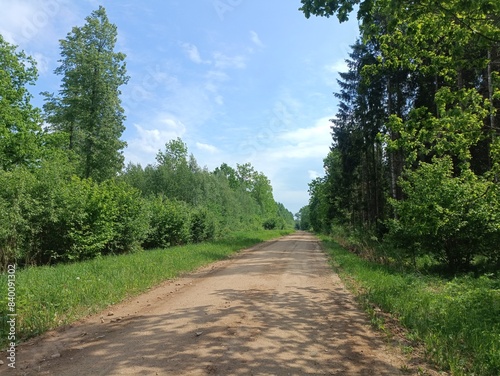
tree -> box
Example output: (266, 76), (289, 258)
(301, 0), (500, 269)
(156, 137), (188, 170)
(295, 206), (311, 230)
(43, 6), (129, 181)
(214, 163), (239, 189)
(0, 34), (42, 170)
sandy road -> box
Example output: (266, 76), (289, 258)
(6, 232), (416, 375)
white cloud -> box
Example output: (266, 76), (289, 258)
(31, 52), (50, 74)
(250, 30), (264, 48)
(213, 52), (246, 69)
(125, 115), (186, 165)
(0, 2), (40, 45)
(0, 0), (71, 45)
(308, 170), (321, 180)
(325, 59), (348, 74)
(196, 142), (219, 154)
(274, 116), (333, 159)
(181, 42), (209, 64)
(205, 70), (229, 82)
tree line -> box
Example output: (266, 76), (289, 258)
(299, 0), (500, 272)
(0, 7), (293, 270)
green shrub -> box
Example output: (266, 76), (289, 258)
(0, 167), (37, 269)
(386, 157), (500, 271)
(189, 206), (217, 243)
(262, 217), (277, 230)
(0, 160), (150, 267)
(142, 196), (190, 248)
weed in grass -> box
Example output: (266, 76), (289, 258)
(402, 345), (414, 355)
(400, 364), (412, 374)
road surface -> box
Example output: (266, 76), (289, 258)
(5, 232), (433, 375)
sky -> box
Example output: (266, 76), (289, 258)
(0, 0), (359, 215)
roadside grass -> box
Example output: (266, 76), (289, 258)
(320, 235), (500, 376)
(0, 229), (292, 348)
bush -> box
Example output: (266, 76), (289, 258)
(142, 196), (190, 249)
(386, 157), (500, 272)
(0, 167), (37, 269)
(97, 179), (149, 254)
(189, 206), (217, 243)
(262, 217), (277, 230)
(47, 177), (149, 262)
(263, 217), (287, 230)
(0, 159), (150, 268)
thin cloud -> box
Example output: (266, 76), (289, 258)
(213, 52), (246, 69)
(270, 116), (333, 160)
(31, 52), (50, 74)
(0, 0), (72, 45)
(125, 115), (186, 165)
(205, 70), (229, 82)
(250, 30), (264, 48)
(308, 170), (321, 180)
(181, 42), (209, 64)
(196, 142), (220, 154)
(325, 59), (348, 74)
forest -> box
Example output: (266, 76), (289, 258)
(298, 0), (500, 273)
(0, 7), (294, 271)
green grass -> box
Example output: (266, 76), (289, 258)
(0, 229), (292, 348)
(320, 235), (500, 376)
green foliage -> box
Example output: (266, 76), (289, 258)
(42, 6), (129, 181)
(262, 217), (278, 230)
(189, 206), (217, 243)
(0, 154), (149, 268)
(0, 167), (37, 267)
(142, 196), (191, 249)
(0, 35), (42, 170)
(321, 237), (500, 376)
(302, 0), (500, 273)
(387, 157), (500, 271)
(156, 137), (188, 169)
(295, 205), (311, 230)
(123, 143), (292, 241)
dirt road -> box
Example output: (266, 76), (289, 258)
(7, 232), (423, 375)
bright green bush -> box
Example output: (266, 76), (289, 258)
(0, 159), (150, 268)
(142, 196), (191, 248)
(386, 157), (500, 271)
(0, 167), (37, 269)
(96, 179), (149, 254)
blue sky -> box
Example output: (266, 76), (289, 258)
(0, 0), (359, 214)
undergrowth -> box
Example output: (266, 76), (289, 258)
(320, 235), (500, 376)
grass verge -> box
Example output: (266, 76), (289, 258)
(0, 229), (292, 348)
(320, 235), (500, 376)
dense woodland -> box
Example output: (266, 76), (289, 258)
(299, 0), (500, 272)
(0, 7), (294, 271)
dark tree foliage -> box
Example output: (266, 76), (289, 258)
(302, 0), (500, 271)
